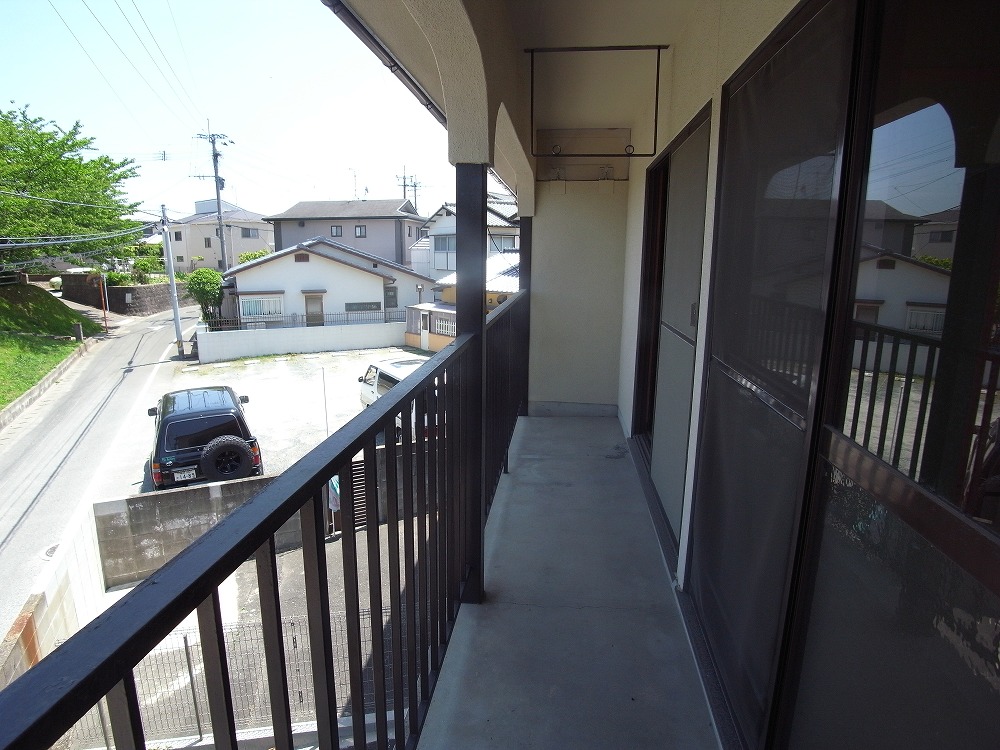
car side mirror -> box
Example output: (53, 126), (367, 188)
(147, 407), (158, 416)
(239, 395), (249, 404)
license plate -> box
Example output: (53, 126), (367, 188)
(173, 468), (197, 482)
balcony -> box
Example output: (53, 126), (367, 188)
(0, 292), (717, 749)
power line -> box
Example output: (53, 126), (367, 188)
(0, 225), (155, 251)
(110, 0), (201, 124)
(128, 0), (204, 118)
(0, 189), (159, 218)
(78, 0), (190, 128)
(46, 0), (145, 128)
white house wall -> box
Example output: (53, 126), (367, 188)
(854, 260), (950, 331)
(236, 257), (388, 317)
(196, 322), (407, 363)
(170, 221), (274, 272)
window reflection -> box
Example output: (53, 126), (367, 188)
(841, 99), (1000, 529)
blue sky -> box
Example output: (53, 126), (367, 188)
(3, 0), (455, 223)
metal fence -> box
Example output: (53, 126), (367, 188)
(0, 292), (529, 750)
(209, 309), (406, 331)
(65, 611), (414, 748)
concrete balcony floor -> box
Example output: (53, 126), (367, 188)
(418, 416), (720, 749)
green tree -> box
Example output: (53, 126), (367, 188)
(0, 106), (142, 268)
(237, 249), (270, 265)
(916, 254), (953, 270)
(185, 268), (224, 320)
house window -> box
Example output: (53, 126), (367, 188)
(929, 230), (954, 243)
(906, 306), (946, 334)
(408, 226), (412, 237)
(331, 225), (342, 237)
(854, 303), (880, 325)
(420, 228), (429, 238)
(204, 237), (212, 248)
(240, 296), (283, 317)
(490, 234), (517, 253)
(355, 225), (367, 238)
(294, 253), (309, 262)
(173, 231), (182, 241)
(241, 227), (259, 239)
(215, 228), (221, 237)
(434, 235), (457, 270)
(175, 255), (184, 263)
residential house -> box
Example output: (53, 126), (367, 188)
(167, 199), (274, 272)
(911, 206), (961, 261)
(263, 199), (424, 265)
(6, 2), (1000, 750)
(221, 236), (436, 326)
(408, 196), (519, 279)
(405, 252), (519, 350)
(853, 247), (951, 335)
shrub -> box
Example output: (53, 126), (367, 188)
(185, 268), (224, 319)
(131, 256), (164, 284)
(49, 276), (62, 290)
(105, 271), (132, 286)
(238, 249), (270, 265)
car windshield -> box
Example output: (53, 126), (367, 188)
(164, 415), (244, 451)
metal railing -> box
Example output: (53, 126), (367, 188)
(0, 292), (528, 750)
(210, 309), (407, 331)
(844, 321), (1000, 518)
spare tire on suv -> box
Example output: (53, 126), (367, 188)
(200, 435), (254, 481)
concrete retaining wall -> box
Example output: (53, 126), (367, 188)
(196, 321), (406, 363)
(93, 476), (290, 589)
(61, 274), (188, 316)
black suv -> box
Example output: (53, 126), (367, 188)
(148, 386), (264, 490)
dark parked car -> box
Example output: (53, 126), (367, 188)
(148, 386), (263, 490)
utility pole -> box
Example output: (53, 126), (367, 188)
(161, 204), (185, 358)
(397, 168), (421, 213)
(197, 127), (233, 271)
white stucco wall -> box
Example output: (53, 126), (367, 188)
(529, 181), (627, 413)
(196, 323), (407, 363)
(855, 259), (950, 331)
(235, 257), (387, 318)
(168, 220), (274, 272)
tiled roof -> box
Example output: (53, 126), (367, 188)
(435, 252), (519, 293)
(225, 236), (436, 283)
(172, 208), (266, 225)
(263, 199), (422, 221)
(420, 201), (520, 230)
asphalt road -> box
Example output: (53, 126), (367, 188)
(0, 303), (411, 637)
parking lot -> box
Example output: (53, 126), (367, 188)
(155, 345), (427, 483)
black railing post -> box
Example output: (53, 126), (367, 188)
(456, 163), (487, 604)
(518, 217), (532, 416)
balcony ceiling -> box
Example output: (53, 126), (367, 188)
(336, 0), (698, 130)
(505, 0), (699, 49)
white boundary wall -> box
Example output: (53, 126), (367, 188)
(196, 322), (407, 363)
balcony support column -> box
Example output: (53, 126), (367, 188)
(518, 216), (532, 415)
(456, 162), (488, 603)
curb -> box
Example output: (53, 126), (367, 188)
(0, 338), (95, 435)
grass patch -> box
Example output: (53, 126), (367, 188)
(0, 333), (80, 409)
(0, 284), (102, 337)
(0, 284), (103, 409)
